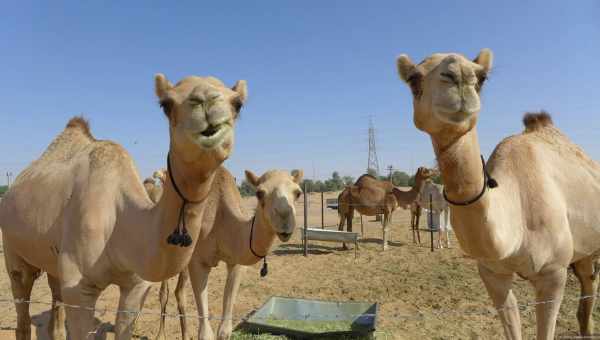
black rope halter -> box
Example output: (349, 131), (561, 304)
(165, 153), (204, 247)
(443, 155), (498, 206)
(249, 215), (269, 277)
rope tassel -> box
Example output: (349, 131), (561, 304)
(165, 153), (201, 248)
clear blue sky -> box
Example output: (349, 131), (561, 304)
(1, 1), (598, 183)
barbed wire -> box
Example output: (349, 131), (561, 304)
(0, 290), (599, 323)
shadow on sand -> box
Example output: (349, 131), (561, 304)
(0, 309), (151, 340)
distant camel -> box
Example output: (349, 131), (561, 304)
(410, 180), (451, 248)
(337, 167), (435, 250)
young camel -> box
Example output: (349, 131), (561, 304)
(397, 48), (600, 339)
(0, 74), (247, 340)
(337, 167), (435, 250)
(411, 180), (451, 248)
(151, 168), (302, 340)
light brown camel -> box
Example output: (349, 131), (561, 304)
(410, 180), (451, 248)
(0, 73), (247, 340)
(337, 167), (435, 250)
(151, 168), (302, 340)
(397, 49), (600, 339)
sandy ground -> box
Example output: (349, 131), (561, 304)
(0, 191), (597, 339)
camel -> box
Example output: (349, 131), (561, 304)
(397, 48), (600, 339)
(0, 73), (247, 340)
(337, 167), (435, 250)
(410, 180), (451, 248)
(151, 168), (302, 340)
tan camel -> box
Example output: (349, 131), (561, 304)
(337, 167), (435, 250)
(151, 168), (302, 340)
(411, 180), (451, 248)
(397, 49), (600, 339)
(0, 73), (247, 340)
(143, 169), (167, 204)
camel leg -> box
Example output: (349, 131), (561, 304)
(114, 279), (152, 340)
(382, 212), (389, 251)
(156, 280), (169, 340)
(531, 268), (567, 340)
(410, 209), (416, 243)
(572, 259), (599, 336)
(174, 270), (190, 340)
(415, 206), (421, 244)
(4, 247), (38, 340)
(343, 209), (353, 250)
(61, 279), (101, 340)
(47, 274), (66, 340)
(478, 264), (522, 340)
(338, 210), (348, 250)
(189, 261), (214, 340)
(217, 264), (244, 340)
(443, 209), (450, 248)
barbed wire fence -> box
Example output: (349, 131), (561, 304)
(0, 289), (599, 338)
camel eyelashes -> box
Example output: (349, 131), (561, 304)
(256, 190), (265, 200)
(476, 72), (488, 91)
(159, 98), (174, 116)
(231, 97), (243, 113)
(294, 190), (301, 199)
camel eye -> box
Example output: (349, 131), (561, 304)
(256, 190), (265, 200)
(232, 98), (243, 113)
(294, 190), (302, 199)
(406, 73), (423, 99)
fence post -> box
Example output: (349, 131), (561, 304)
(321, 192), (324, 229)
(430, 193), (434, 252)
(303, 182), (308, 257)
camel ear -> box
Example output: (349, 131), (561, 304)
(291, 169), (304, 184)
(232, 80), (248, 104)
(473, 48), (493, 72)
(396, 54), (416, 83)
(244, 170), (260, 188)
(154, 73), (173, 99)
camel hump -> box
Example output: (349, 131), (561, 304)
(66, 116), (94, 139)
(523, 111), (553, 132)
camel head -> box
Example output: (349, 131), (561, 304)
(152, 169), (167, 184)
(414, 167), (436, 186)
(155, 74), (247, 172)
(396, 49), (493, 136)
(143, 177), (157, 191)
(245, 169), (304, 242)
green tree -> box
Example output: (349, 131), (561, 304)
(366, 168), (378, 177)
(391, 171), (410, 186)
(342, 176), (354, 186)
(0, 185), (7, 197)
(238, 180), (256, 197)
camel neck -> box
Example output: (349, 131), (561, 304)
(242, 208), (276, 266)
(431, 127), (517, 259)
(114, 156), (216, 282)
(391, 178), (421, 205)
(433, 128), (484, 205)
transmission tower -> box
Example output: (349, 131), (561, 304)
(367, 116), (381, 176)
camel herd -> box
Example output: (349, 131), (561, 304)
(0, 48), (599, 340)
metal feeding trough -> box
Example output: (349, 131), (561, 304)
(243, 296), (378, 338)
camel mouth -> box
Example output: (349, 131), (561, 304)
(277, 232), (293, 242)
(195, 123), (231, 148)
(200, 124), (221, 137)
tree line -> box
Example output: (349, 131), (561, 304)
(238, 169), (442, 197)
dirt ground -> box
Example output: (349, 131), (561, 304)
(0, 191), (596, 339)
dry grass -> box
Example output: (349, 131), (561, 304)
(0, 191), (596, 339)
